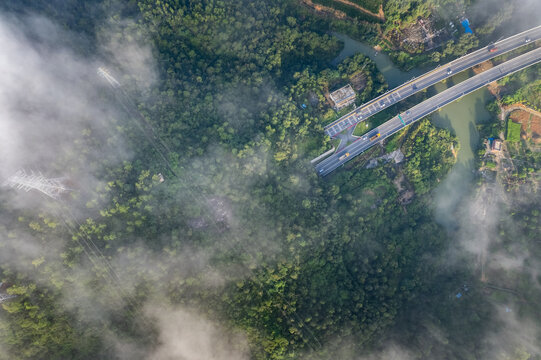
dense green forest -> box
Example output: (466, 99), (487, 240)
(0, 0), (540, 359)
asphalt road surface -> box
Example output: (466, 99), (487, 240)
(316, 46), (541, 177)
(324, 25), (541, 138)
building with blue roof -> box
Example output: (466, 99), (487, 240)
(461, 18), (473, 34)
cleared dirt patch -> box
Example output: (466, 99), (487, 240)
(300, 0), (347, 19)
(531, 114), (541, 143)
(508, 110), (541, 144)
(472, 61), (493, 73)
(509, 110), (529, 133)
(332, 0), (384, 20)
(303, 0), (384, 22)
(473, 60), (500, 97)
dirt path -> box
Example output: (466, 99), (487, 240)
(300, 0), (384, 21)
(473, 61), (502, 98)
(377, 4), (384, 20)
(333, 0), (385, 20)
(473, 63), (541, 123)
(473, 64), (541, 124)
(501, 104), (541, 122)
(300, 0), (347, 19)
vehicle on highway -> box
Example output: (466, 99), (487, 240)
(488, 44), (497, 52)
(370, 133), (381, 141)
(447, 67), (452, 75)
(525, 37), (531, 43)
(412, 84), (418, 91)
(379, 100), (386, 108)
(406, 110), (411, 115)
(339, 152), (350, 161)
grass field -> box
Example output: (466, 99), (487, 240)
(384, 132), (401, 152)
(506, 119), (521, 143)
(353, 121), (371, 136)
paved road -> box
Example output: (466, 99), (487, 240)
(315, 46), (541, 176)
(324, 25), (541, 138)
(335, 126), (359, 151)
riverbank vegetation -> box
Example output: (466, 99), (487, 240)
(402, 120), (457, 194)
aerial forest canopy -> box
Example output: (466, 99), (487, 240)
(0, 0), (540, 359)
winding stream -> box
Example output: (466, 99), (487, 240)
(331, 32), (426, 87)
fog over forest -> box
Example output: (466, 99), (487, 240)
(0, 0), (540, 359)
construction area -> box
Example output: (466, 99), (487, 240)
(384, 14), (455, 54)
(329, 84), (356, 110)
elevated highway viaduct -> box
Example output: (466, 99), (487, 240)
(324, 25), (541, 138)
(316, 46), (541, 177)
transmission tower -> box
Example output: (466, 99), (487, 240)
(0, 283), (17, 304)
(0, 293), (17, 303)
(97, 67), (121, 88)
(3, 170), (69, 199)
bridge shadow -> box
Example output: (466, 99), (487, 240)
(433, 113), (453, 133)
(469, 119), (480, 153)
(426, 74), (458, 98)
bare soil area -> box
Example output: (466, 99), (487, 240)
(508, 109), (541, 143)
(333, 0), (384, 20)
(531, 116), (541, 142)
(299, 0), (384, 21)
(473, 61), (501, 97)
(300, 0), (347, 19)
(509, 110), (530, 134)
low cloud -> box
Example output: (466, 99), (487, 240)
(98, 19), (158, 94)
(0, 13), (137, 212)
(145, 304), (250, 360)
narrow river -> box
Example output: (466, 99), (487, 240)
(331, 32), (426, 87)
(430, 72), (492, 228)
(332, 33), (494, 226)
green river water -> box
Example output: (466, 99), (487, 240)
(333, 33), (494, 225)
